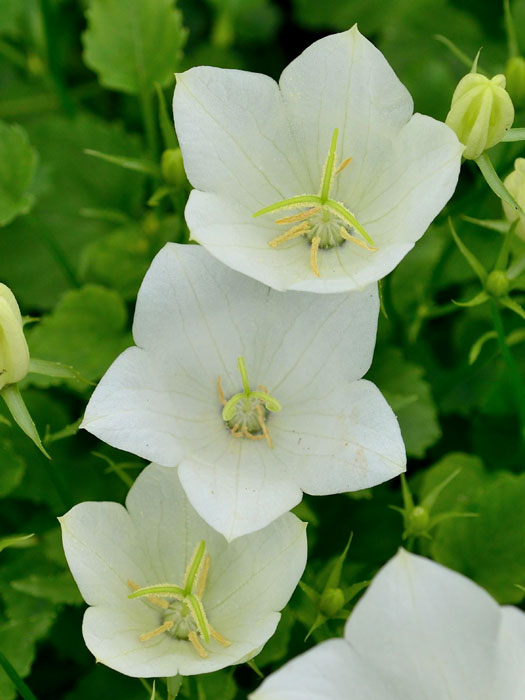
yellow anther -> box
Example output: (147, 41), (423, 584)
(275, 207), (321, 225)
(257, 384), (268, 393)
(256, 403), (274, 449)
(210, 625), (232, 647)
(334, 157), (352, 175)
(268, 222), (310, 248)
(339, 227), (377, 252)
(217, 376), (226, 406)
(140, 620), (174, 641)
(189, 631), (208, 658)
(197, 555), (210, 598)
(128, 579), (168, 609)
(310, 236), (321, 278)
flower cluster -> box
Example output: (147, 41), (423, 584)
(58, 23), (523, 694)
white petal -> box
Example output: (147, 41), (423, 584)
(206, 513), (307, 639)
(279, 27), (414, 199)
(81, 346), (222, 466)
(357, 113), (462, 249)
(273, 379), (406, 495)
(250, 639), (388, 700)
(178, 440), (303, 540)
(60, 502), (150, 607)
(173, 67), (307, 210)
(494, 607), (525, 699)
(344, 549), (503, 698)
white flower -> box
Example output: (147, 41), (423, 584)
(173, 25), (462, 293)
(59, 463), (307, 678)
(0, 283), (29, 390)
(250, 549), (525, 700)
(82, 243), (405, 540)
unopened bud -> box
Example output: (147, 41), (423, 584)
(319, 587), (345, 617)
(486, 270), (510, 297)
(408, 506), (430, 535)
(445, 73), (514, 159)
(161, 148), (185, 187)
(0, 284), (30, 390)
(502, 158), (525, 240)
(505, 56), (525, 107)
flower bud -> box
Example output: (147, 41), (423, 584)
(445, 73), (514, 159)
(505, 56), (525, 107)
(319, 587), (345, 617)
(407, 505), (430, 535)
(0, 283), (30, 390)
(486, 270), (510, 297)
(161, 148), (185, 187)
(502, 158), (525, 239)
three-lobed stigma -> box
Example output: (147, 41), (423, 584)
(253, 128), (376, 278)
(128, 540), (231, 658)
(218, 356), (281, 448)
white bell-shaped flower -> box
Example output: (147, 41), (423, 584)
(173, 26), (462, 292)
(60, 463), (307, 677)
(82, 244), (405, 540)
(251, 549), (525, 700)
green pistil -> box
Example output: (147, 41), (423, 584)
(222, 356), (281, 423)
(253, 128), (375, 250)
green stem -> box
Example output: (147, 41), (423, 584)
(490, 300), (525, 441)
(502, 128), (525, 142)
(37, 0), (74, 115)
(139, 89), (159, 163)
(0, 650), (39, 700)
(38, 225), (80, 288)
(504, 0), (520, 58)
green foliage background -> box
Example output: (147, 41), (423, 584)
(0, 0), (525, 698)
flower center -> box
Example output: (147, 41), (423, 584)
(128, 540), (231, 658)
(253, 128), (377, 278)
(217, 356), (281, 448)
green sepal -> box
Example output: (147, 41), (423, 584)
(475, 153), (525, 217)
(155, 83), (178, 150)
(28, 358), (93, 385)
(84, 149), (161, 177)
(0, 533), (35, 553)
(502, 128), (525, 142)
(461, 215), (510, 233)
(469, 331), (498, 364)
(452, 291), (489, 307)
(449, 217), (488, 283)
(500, 295), (525, 320)
(0, 384), (51, 459)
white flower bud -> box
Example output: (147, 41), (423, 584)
(0, 283), (30, 390)
(446, 73), (514, 159)
(502, 157), (525, 240)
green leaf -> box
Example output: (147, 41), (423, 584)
(475, 153), (525, 217)
(368, 347), (441, 457)
(0, 121), (37, 226)
(432, 471), (525, 603)
(27, 285), (131, 386)
(0, 113), (145, 310)
(196, 669), (236, 700)
(0, 650), (39, 700)
(83, 0), (187, 95)
(11, 572), (83, 606)
(0, 426), (26, 497)
(0, 385), (50, 459)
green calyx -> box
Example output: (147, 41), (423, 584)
(222, 356), (281, 424)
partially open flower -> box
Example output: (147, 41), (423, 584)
(173, 26), (462, 292)
(251, 549), (525, 699)
(60, 463), (307, 677)
(0, 283), (29, 390)
(446, 72), (514, 160)
(82, 244), (405, 540)
(502, 157), (525, 239)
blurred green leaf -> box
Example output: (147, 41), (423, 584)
(369, 347), (441, 457)
(28, 285), (130, 386)
(11, 572), (82, 606)
(0, 121), (37, 226)
(83, 0), (187, 95)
